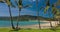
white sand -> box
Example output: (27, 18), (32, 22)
(0, 21), (59, 29)
(19, 21), (59, 29)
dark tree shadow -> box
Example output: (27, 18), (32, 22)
(9, 28), (20, 32)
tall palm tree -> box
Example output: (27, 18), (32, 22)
(14, 0), (32, 29)
(8, 5), (16, 29)
(14, 0), (22, 29)
(44, 0), (53, 28)
(0, 0), (16, 29)
(5, 0), (16, 29)
(36, 0), (41, 29)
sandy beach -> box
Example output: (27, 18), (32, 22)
(19, 21), (59, 29)
(0, 21), (59, 29)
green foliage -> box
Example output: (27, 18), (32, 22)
(5, 0), (11, 5)
(0, 0), (4, 3)
(44, 6), (50, 13)
(52, 7), (60, 19)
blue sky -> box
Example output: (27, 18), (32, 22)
(0, 0), (60, 18)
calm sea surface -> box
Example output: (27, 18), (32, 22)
(0, 20), (46, 27)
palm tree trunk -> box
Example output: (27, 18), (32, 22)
(8, 5), (15, 29)
(16, 8), (21, 29)
(36, 0), (41, 29)
(48, 11), (52, 28)
(58, 19), (60, 25)
(49, 21), (52, 28)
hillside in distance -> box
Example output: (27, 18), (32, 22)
(0, 15), (57, 21)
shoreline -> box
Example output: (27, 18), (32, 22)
(19, 21), (59, 29)
(0, 21), (59, 29)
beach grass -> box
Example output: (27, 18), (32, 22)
(0, 28), (60, 32)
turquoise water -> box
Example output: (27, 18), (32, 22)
(0, 20), (46, 27)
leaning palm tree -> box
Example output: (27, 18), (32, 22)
(5, 0), (16, 29)
(44, 0), (60, 30)
(0, 0), (16, 30)
(53, 0), (60, 25)
(36, 0), (41, 29)
(52, 5), (60, 26)
(50, 4), (60, 31)
(14, 0), (32, 29)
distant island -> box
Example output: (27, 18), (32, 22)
(0, 15), (58, 21)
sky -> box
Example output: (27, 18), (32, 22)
(0, 0), (60, 18)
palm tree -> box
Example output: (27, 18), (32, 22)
(52, 5), (60, 26)
(0, 0), (16, 29)
(50, 4), (60, 31)
(5, 0), (16, 29)
(0, 0), (14, 29)
(14, 0), (22, 29)
(36, 0), (41, 29)
(44, 0), (53, 28)
(44, 0), (60, 30)
(14, 0), (32, 29)
(8, 5), (16, 29)
(53, 0), (60, 26)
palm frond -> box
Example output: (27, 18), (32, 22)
(46, 0), (50, 6)
(52, 6), (60, 19)
(10, 2), (16, 7)
(0, 0), (5, 3)
(44, 0), (50, 14)
(18, 0), (23, 8)
(52, 7), (57, 14)
(23, 4), (32, 8)
(44, 6), (50, 13)
(5, 0), (16, 7)
(5, 0), (11, 5)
